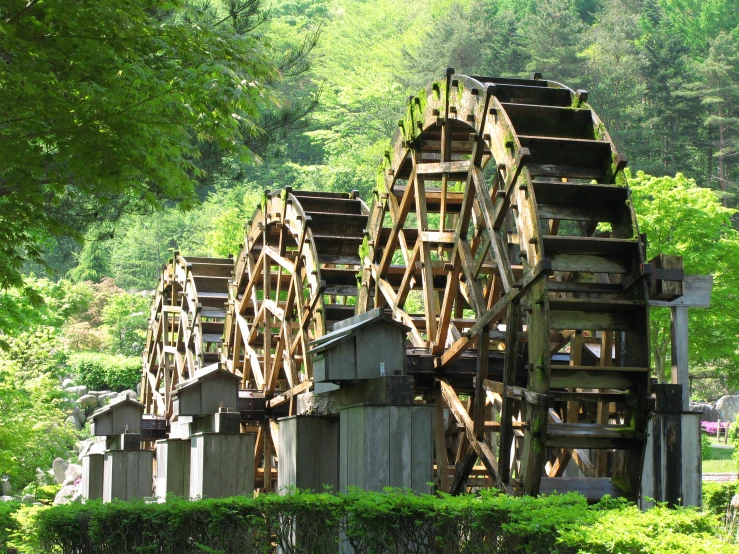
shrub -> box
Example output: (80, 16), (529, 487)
(7, 490), (735, 554)
(0, 501), (20, 554)
(66, 352), (141, 392)
(702, 433), (712, 459)
(704, 482), (739, 515)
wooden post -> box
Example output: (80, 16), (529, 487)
(670, 306), (690, 411)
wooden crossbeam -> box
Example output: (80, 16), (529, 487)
(267, 380), (312, 408)
(438, 259), (551, 368)
(438, 379), (498, 481)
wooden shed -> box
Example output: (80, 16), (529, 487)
(171, 364), (240, 416)
(310, 308), (408, 384)
(90, 397), (143, 437)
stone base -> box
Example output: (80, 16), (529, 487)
(298, 375), (415, 416)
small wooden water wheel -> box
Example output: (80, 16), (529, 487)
(141, 254), (234, 418)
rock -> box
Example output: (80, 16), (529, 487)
(54, 484), (81, 505)
(73, 405), (87, 425)
(98, 392), (118, 405)
(78, 439), (94, 459)
(52, 458), (69, 485)
(62, 378), (74, 389)
(21, 494), (35, 503)
(0, 496), (12, 503)
(36, 468), (53, 485)
(89, 390), (113, 397)
(77, 394), (99, 410)
(65, 415), (82, 430)
(1, 475), (10, 496)
(63, 464), (82, 487)
(66, 385), (89, 399)
(716, 395), (739, 423)
(690, 401), (720, 422)
(119, 389), (138, 401)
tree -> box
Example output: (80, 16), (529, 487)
(657, 0), (739, 58)
(681, 32), (739, 210)
(628, 170), (739, 387)
(402, 1), (528, 90)
(66, 226), (112, 284)
(520, 0), (586, 86)
(0, 0), (277, 290)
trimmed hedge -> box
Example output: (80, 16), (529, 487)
(6, 490), (735, 554)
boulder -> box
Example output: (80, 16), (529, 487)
(78, 439), (94, 459)
(73, 405), (86, 425)
(52, 458), (69, 485)
(690, 402), (720, 422)
(21, 494), (35, 503)
(77, 394), (99, 410)
(65, 415), (82, 430)
(61, 378), (74, 389)
(63, 464), (82, 487)
(36, 468), (54, 486)
(89, 390), (114, 397)
(119, 389), (138, 401)
(54, 484), (81, 505)
(716, 395), (739, 423)
(66, 385), (89, 399)
(1, 475), (10, 496)
(98, 392), (117, 405)
(0, 496), (12, 503)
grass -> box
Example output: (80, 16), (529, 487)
(704, 434), (738, 474)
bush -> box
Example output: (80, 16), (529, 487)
(704, 482), (739, 515)
(0, 501), (20, 554)
(66, 352), (141, 392)
(702, 433), (712, 459)
(7, 490), (735, 554)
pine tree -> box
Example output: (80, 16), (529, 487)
(682, 31), (739, 209)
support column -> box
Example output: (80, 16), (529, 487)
(81, 453), (104, 501)
(670, 306), (690, 410)
(156, 439), (191, 499)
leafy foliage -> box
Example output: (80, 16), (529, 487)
(628, 170), (739, 384)
(0, 0), (278, 290)
(0, 331), (77, 488)
(66, 352), (141, 392)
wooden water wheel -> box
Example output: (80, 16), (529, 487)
(141, 254), (234, 418)
(356, 70), (650, 498)
(222, 188), (369, 489)
(141, 71), (652, 499)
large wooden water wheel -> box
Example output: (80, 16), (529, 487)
(141, 71), (652, 499)
(357, 70), (650, 497)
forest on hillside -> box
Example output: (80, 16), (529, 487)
(2, 0), (739, 490)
